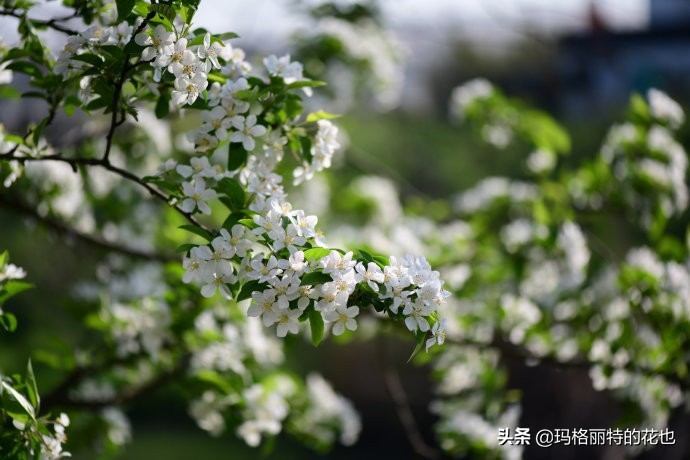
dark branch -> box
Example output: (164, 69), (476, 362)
(384, 369), (443, 460)
(0, 9), (79, 35)
(0, 193), (177, 262)
(42, 355), (190, 412)
(102, 11), (156, 162)
(0, 153), (206, 229)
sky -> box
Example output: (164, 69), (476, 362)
(0, 0), (651, 111)
(0, 0), (649, 52)
(193, 0), (649, 50)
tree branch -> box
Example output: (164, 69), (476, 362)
(102, 11), (156, 162)
(0, 193), (177, 262)
(0, 153), (207, 230)
(0, 9), (79, 35)
(384, 368), (443, 460)
(42, 354), (190, 412)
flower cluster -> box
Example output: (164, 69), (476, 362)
(98, 298), (171, 359)
(148, 41), (450, 345)
(136, 24), (225, 106)
(55, 21), (133, 80)
(586, 89), (689, 229)
(298, 16), (405, 110)
(449, 78), (495, 121)
(290, 373), (362, 447)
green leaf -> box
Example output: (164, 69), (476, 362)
(179, 224), (212, 241)
(221, 213), (242, 232)
(407, 331), (427, 363)
(284, 94), (303, 119)
(194, 370), (233, 392)
(207, 73), (227, 84)
(0, 85), (21, 100)
(227, 142), (248, 171)
(305, 111), (340, 123)
(309, 310), (324, 346)
(303, 247), (331, 262)
(1, 381), (35, 420)
(116, 0), (136, 22)
(84, 97), (111, 111)
(32, 117), (48, 147)
(520, 110), (570, 154)
(188, 97), (210, 110)
(70, 53), (105, 67)
(630, 93), (650, 122)
(237, 280), (263, 301)
(4, 134), (24, 145)
(301, 271), (332, 285)
(217, 177), (245, 211)
(20, 90), (46, 100)
(150, 4), (176, 22)
(286, 80), (326, 90)
(354, 249), (378, 266)
(5, 61), (42, 78)
(216, 32), (240, 41)
(25, 360), (39, 411)
(235, 87), (259, 101)
(2, 48), (33, 62)
(373, 255), (389, 267)
(100, 45), (125, 60)
(155, 93), (170, 119)
(0, 312), (17, 332)
(0, 281), (33, 306)
(175, 243), (197, 254)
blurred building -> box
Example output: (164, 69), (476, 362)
(558, 0), (690, 117)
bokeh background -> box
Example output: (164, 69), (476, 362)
(3, 0), (690, 459)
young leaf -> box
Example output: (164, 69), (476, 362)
(1, 381), (35, 420)
(175, 243), (197, 254)
(227, 143), (248, 171)
(303, 247), (331, 262)
(0, 281), (33, 307)
(305, 111), (340, 123)
(179, 224), (212, 241)
(0, 85), (21, 100)
(216, 32), (240, 41)
(301, 271), (332, 285)
(237, 280), (263, 301)
(406, 331), (427, 363)
(150, 4), (176, 22)
(155, 93), (170, 119)
(221, 213), (242, 232)
(5, 61), (42, 78)
(116, 0), (136, 22)
(286, 80), (326, 90)
(0, 312), (17, 332)
(217, 177), (245, 211)
(309, 310), (324, 346)
(25, 360), (39, 410)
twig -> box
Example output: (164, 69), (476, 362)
(0, 193), (177, 262)
(0, 9), (79, 35)
(384, 368), (442, 460)
(102, 11), (156, 162)
(42, 354), (190, 411)
(0, 153), (206, 230)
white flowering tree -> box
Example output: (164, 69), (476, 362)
(0, 0), (450, 458)
(2, 1), (690, 459)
